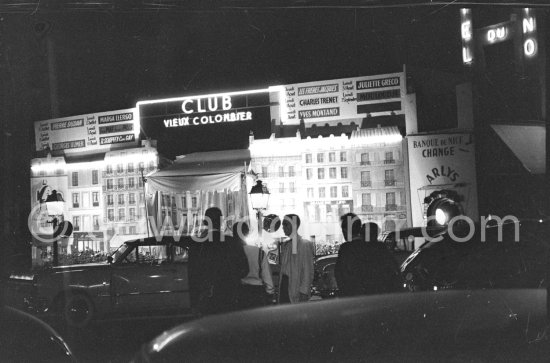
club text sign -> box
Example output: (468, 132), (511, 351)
(138, 90), (271, 158)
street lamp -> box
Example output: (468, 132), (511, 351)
(249, 180), (270, 238)
(45, 189), (65, 266)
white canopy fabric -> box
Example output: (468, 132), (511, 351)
(491, 122), (546, 175)
(146, 149), (251, 193)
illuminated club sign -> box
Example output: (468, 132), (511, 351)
(459, 8), (538, 65)
(138, 89), (272, 158)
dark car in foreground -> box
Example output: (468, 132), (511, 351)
(0, 305), (76, 362)
(7, 236), (192, 328)
(133, 288), (549, 362)
(401, 221), (547, 291)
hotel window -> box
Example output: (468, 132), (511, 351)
(329, 167), (337, 179)
(305, 154), (312, 163)
(191, 197), (197, 208)
(329, 152), (336, 162)
(385, 151), (395, 164)
(138, 162), (145, 171)
(262, 166), (268, 178)
(319, 187), (326, 198)
(107, 179), (113, 190)
(92, 170), (99, 185)
(117, 163), (124, 173)
(361, 171), (371, 187)
(92, 192), (99, 207)
(385, 169), (395, 186)
(386, 192), (396, 211)
(289, 166), (295, 177)
(306, 169), (312, 180)
(342, 186), (349, 198)
(278, 166), (284, 177)
(127, 163), (134, 173)
(93, 215), (99, 230)
(148, 160), (155, 170)
(129, 208), (136, 220)
(118, 208), (125, 221)
(117, 178), (124, 189)
(120, 226), (127, 235)
(72, 193), (79, 208)
(362, 193), (371, 205)
(330, 186), (337, 198)
(279, 183), (284, 193)
(318, 168), (325, 179)
(138, 177), (143, 188)
(341, 167), (348, 179)
(71, 172), (79, 186)
(118, 194), (125, 205)
(360, 153), (370, 165)
(340, 151), (347, 162)
(107, 209), (114, 222)
(106, 164), (113, 174)
(73, 216), (80, 231)
(307, 188), (314, 198)
(107, 195), (114, 206)
(129, 226), (137, 234)
(128, 177), (135, 188)
(139, 193), (144, 203)
(129, 193), (136, 205)
(289, 182), (295, 193)
(317, 153), (324, 163)
(181, 196), (187, 209)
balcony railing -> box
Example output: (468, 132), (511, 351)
(385, 204), (397, 211)
(360, 161), (371, 165)
(262, 172), (300, 178)
(72, 203), (79, 208)
(92, 202), (99, 207)
(384, 179), (396, 186)
(361, 205), (374, 212)
(361, 181), (372, 187)
(103, 184), (138, 192)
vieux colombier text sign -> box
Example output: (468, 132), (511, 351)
(138, 90), (271, 159)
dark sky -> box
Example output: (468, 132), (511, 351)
(1, 4), (463, 124)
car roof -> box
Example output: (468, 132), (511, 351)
(124, 235), (192, 246)
(138, 289), (546, 362)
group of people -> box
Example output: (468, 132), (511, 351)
(188, 207), (401, 316)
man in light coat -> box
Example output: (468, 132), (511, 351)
(279, 214), (315, 304)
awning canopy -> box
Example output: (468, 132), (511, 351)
(491, 122), (546, 175)
(146, 149), (251, 193)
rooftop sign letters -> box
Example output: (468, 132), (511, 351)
(138, 89), (272, 158)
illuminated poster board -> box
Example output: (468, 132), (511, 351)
(138, 90), (272, 159)
(407, 132), (478, 228)
(34, 108), (139, 154)
(277, 72), (405, 124)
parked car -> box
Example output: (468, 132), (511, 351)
(0, 305), (76, 362)
(132, 288), (549, 362)
(401, 220), (547, 291)
(311, 254), (338, 298)
(7, 236), (193, 328)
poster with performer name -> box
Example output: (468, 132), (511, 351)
(277, 72), (405, 124)
(34, 108), (139, 155)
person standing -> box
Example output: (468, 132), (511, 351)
(188, 207), (249, 315)
(233, 222), (275, 309)
(335, 213), (402, 297)
(278, 214), (315, 304)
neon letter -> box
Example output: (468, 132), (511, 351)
(222, 95), (232, 110)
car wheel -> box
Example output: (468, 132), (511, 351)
(58, 292), (95, 328)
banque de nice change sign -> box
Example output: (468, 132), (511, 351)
(407, 132), (479, 227)
(138, 90), (272, 158)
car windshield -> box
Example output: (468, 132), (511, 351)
(1, 3), (548, 363)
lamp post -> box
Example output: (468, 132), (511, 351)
(249, 180), (270, 239)
(45, 189), (65, 266)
